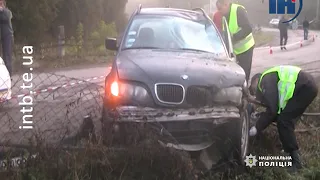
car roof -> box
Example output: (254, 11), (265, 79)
(138, 8), (207, 21)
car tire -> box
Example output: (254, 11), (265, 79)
(235, 101), (250, 165)
(215, 101), (250, 166)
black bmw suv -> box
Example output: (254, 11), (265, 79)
(102, 6), (250, 167)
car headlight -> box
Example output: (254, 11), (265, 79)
(213, 87), (243, 106)
(110, 81), (151, 102)
(133, 86), (149, 100)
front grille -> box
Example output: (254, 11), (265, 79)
(186, 86), (214, 106)
(155, 84), (184, 104)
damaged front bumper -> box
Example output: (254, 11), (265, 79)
(113, 105), (240, 122)
(103, 105), (241, 151)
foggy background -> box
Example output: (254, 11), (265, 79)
(125, 0), (214, 15)
(6, 0), (320, 46)
(125, 0), (320, 28)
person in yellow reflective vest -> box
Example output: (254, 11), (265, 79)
(216, 0), (255, 81)
(248, 65), (318, 173)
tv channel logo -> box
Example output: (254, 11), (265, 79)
(269, 0), (303, 23)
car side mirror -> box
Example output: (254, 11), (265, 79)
(105, 38), (118, 51)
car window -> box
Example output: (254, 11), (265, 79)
(121, 15), (227, 57)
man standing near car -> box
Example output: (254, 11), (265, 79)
(212, 10), (223, 33)
(278, 15), (289, 50)
(0, 0), (13, 76)
(248, 65), (318, 173)
(303, 17), (309, 40)
(216, 0), (255, 82)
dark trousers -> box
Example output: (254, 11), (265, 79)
(237, 46), (254, 81)
(304, 28), (309, 40)
(2, 35), (13, 76)
(280, 31), (288, 48)
(277, 75), (318, 153)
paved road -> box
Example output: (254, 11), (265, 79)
(251, 28), (320, 78)
(1, 28), (319, 146)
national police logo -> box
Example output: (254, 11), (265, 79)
(244, 154), (258, 168)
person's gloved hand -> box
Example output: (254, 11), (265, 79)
(249, 126), (257, 136)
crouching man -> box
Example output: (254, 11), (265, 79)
(248, 65), (318, 172)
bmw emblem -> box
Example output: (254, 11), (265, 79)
(181, 75), (188, 80)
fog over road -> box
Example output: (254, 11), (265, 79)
(1, 28), (319, 146)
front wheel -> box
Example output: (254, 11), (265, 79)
(236, 103), (250, 165)
(216, 103), (250, 166)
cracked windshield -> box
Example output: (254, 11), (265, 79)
(123, 15), (226, 56)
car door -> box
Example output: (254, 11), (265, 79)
(221, 16), (236, 62)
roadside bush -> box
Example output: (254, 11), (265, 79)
(65, 21), (117, 57)
(88, 21), (118, 55)
(66, 23), (84, 56)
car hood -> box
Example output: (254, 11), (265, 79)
(116, 49), (246, 88)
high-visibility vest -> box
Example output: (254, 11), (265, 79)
(228, 3), (255, 55)
(258, 65), (301, 114)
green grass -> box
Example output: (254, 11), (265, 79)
(206, 90), (320, 180)
(2, 93), (318, 180)
(254, 31), (275, 47)
(12, 50), (113, 74)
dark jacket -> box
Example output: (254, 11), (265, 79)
(0, 8), (13, 38)
(303, 20), (309, 29)
(255, 70), (313, 132)
(278, 18), (289, 33)
(224, 3), (253, 42)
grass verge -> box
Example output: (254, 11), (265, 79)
(2, 90), (318, 180)
(0, 140), (196, 180)
(254, 31), (275, 47)
(12, 53), (113, 74)
(208, 88), (320, 180)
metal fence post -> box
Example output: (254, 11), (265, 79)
(317, 0), (320, 21)
(58, 25), (65, 58)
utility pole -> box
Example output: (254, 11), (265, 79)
(317, 0), (320, 21)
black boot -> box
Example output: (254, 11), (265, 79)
(287, 150), (303, 173)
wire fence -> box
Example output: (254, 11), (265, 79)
(0, 72), (195, 149)
(0, 73), (103, 148)
(0, 73), (200, 179)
